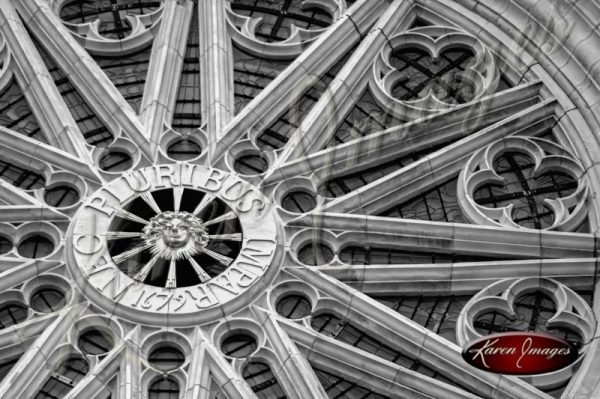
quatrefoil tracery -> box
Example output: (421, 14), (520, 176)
(372, 26), (498, 119)
(456, 277), (595, 389)
(226, 0), (342, 58)
(458, 136), (588, 231)
(55, 0), (163, 53)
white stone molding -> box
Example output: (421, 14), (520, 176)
(213, 0), (388, 161)
(456, 277), (595, 390)
(319, 258), (597, 295)
(290, 212), (597, 259)
(15, 0), (153, 160)
(370, 26), (498, 120)
(0, 126), (103, 185)
(458, 136), (589, 231)
(251, 305), (329, 399)
(320, 98), (556, 214)
(263, 80), (543, 185)
(140, 0), (191, 153)
(0, 1), (91, 161)
(225, 0), (343, 59)
(51, 0), (163, 55)
(268, 0), (415, 169)
(0, 303), (87, 398)
(286, 265), (552, 399)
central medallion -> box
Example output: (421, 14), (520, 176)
(67, 165), (280, 325)
(142, 211), (209, 257)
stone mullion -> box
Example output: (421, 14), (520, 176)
(279, 317), (481, 399)
(321, 99), (556, 214)
(184, 328), (212, 399)
(318, 258), (596, 295)
(212, 0), (388, 161)
(0, 312), (56, 363)
(16, 0), (152, 160)
(0, 180), (68, 222)
(0, 259), (61, 292)
(286, 267), (552, 399)
(200, 328), (257, 399)
(252, 306), (328, 399)
(199, 0), (234, 149)
(63, 342), (125, 399)
(118, 326), (142, 399)
(0, 304), (85, 399)
(140, 0), (192, 156)
(0, 126), (104, 184)
(291, 213), (597, 259)
(264, 81), (543, 185)
(0, 179), (43, 206)
(0, 1), (90, 161)
(270, 0), (414, 171)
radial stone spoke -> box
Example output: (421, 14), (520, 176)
(202, 248), (233, 267)
(113, 208), (150, 225)
(173, 186), (184, 212)
(140, 0), (192, 148)
(189, 257), (211, 282)
(321, 99), (556, 214)
(113, 243), (152, 265)
(207, 233), (242, 241)
(133, 254), (161, 282)
(263, 81), (543, 185)
(193, 194), (216, 216)
(290, 213), (596, 259)
(319, 258), (596, 295)
(165, 257), (177, 288)
(203, 211), (237, 226)
(140, 192), (162, 214)
(286, 267), (552, 399)
(105, 232), (142, 240)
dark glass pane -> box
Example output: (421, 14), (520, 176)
(99, 151), (133, 172)
(0, 304), (28, 329)
(0, 78), (43, 141)
(234, 155), (268, 175)
(276, 295), (311, 319)
(474, 152), (578, 229)
(243, 362), (287, 399)
(281, 191), (317, 213)
(148, 346), (185, 371)
(373, 295), (471, 344)
(0, 236), (12, 255)
(78, 330), (114, 355)
(221, 334), (257, 358)
(44, 185), (80, 207)
(148, 378), (180, 399)
(18, 235), (54, 258)
(297, 243), (334, 266)
(30, 289), (66, 313)
(231, 0), (332, 43)
(0, 160), (46, 190)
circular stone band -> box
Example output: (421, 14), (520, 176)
(67, 165), (280, 325)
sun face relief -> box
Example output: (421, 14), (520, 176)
(67, 165), (279, 323)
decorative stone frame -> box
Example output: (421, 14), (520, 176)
(371, 25), (499, 120)
(457, 136), (588, 231)
(50, 0), (164, 55)
(456, 277), (595, 390)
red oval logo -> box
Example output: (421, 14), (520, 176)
(462, 332), (579, 375)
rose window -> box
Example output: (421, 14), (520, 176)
(0, 1), (598, 399)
